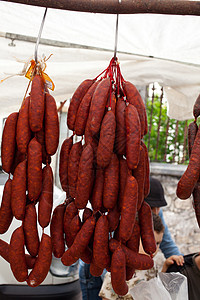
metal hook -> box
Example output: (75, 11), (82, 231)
(35, 7), (48, 65)
(114, 14), (119, 61)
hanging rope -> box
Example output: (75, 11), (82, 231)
(35, 7), (48, 65)
(114, 14), (119, 61)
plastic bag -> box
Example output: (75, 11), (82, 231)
(129, 272), (188, 300)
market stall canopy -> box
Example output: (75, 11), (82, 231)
(0, 1), (200, 121)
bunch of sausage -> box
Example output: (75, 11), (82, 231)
(58, 58), (157, 296)
(0, 73), (59, 287)
(177, 95), (200, 228)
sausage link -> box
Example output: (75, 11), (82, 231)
(118, 157), (128, 211)
(64, 201), (78, 247)
(115, 98), (126, 155)
(67, 79), (94, 131)
(91, 168), (104, 211)
(75, 81), (99, 136)
(23, 203), (39, 257)
(193, 94), (200, 119)
(59, 135), (73, 194)
(10, 149), (26, 175)
(11, 159), (27, 220)
(27, 233), (52, 287)
(29, 74), (45, 132)
(50, 203), (66, 258)
(141, 141), (150, 198)
(16, 96), (31, 154)
(90, 260), (104, 277)
(68, 141), (83, 198)
(126, 220), (140, 252)
(107, 205), (120, 232)
(0, 178), (13, 234)
(38, 165), (53, 228)
(188, 121), (198, 157)
(1, 112), (18, 173)
(119, 175), (138, 243)
(111, 247), (128, 296)
(75, 144), (94, 209)
(97, 111), (116, 168)
(82, 207), (93, 222)
(103, 153), (119, 210)
(125, 103), (141, 169)
(70, 214), (82, 241)
(35, 127), (51, 165)
(45, 93), (59, 155)
(9, 226), (28, 282)
(89, 78), (110, 135)
(93, 215), (110, 269)
(138, 201), (157, 255)
(28, 137), (42, 201)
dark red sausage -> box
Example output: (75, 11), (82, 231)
(35, 127), (51, 165)
(70, 214), (82, 241)
(90, 260), (104, 277)
(188, 121), (198, 157)
(29, 74), (45, 132)
(68, 141), (83, 198)
(75, 144), (94, 209)
(125, 103), (141, 169)
(59, 135), (73, 194)
(82, 207), (93, 222)
(93, 215), (110, 269)
(97, 111), (116, 168)
(193, 94), (200, 119)
(64, 201), (78, 247)
(45, 93), (59, 155)
(107, 205), (120, 232)
(50, 203), (66, 258)
(126, 220), (140, 252)
(89, 78), (110, 135)
(23, 203), (39, 257)
(141, 140), (150, 198)
(132, 145), (145, 211)
(91, 168), (104, 212)
(10, 149), (26, 175)
(119, 175), (138, 243)
(138, 201), (157, 255)
(118, 157), (128, 211)
(27, 137), (42, 201)
(0, 178), (13, 234)
(111, 247), (128, 296)
(16, 96), (31, 154)
(103, 153), (119, 210)
(115, 98), (126, 155)
(75, 81), (99, 136)
(9, 226), (28, 282)
(67, 79), (94, 131)
(38, 165), (53, 228)
(26, 233), (52, 287)
(1, 112), (18, 173)
(11, 159), (27, 220)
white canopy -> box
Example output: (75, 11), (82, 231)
(0, 2), (200, 123)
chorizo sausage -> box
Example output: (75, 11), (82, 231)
(177, 125), (200, 199)
(91, 168), (104, 211)
(125, 103), (141, 169)
(90, 260), (104, 277)
(118, 157), (128, 211)
(70, 214), (82, 241)
(75, 81), (99, 136)
(38, 164), (53, 228)
(193, 94), (200, 119)
(45, 93), (59, 155)
(16, 96), (31, 154)
(9, 226), (28, 282)
(59, 135), (73, 194)
(23, 203), (39, 257)
(35, 127), (51, 165)
(138, 201), (157, 255)
(188, 121), (198, 157)
(111, 247), (128, 296)
(97, 111), (116, 168)
(64, 201), (78, 247)
(126, 220), (140, 252)
(109, 238), (154, 270)
(107, 205), (120, 232)
(26, 233), (52, 287)
(68, 141), (83, 198)
(29, 74), (45, 132)
(119, 175), (138, 243)
(67, 79), (94, 131)
(132, 145), (145, 210)
(11, 159), (27, 220)
(1, 112), (18, 174)
(82, 207), (93, 222)
(141, 140), (150, 198)
(10, 149), (26, 175)
(89, 78), (110, 135)
(115, 98), (126, 155)
(93, 215), (110, 269)
(75, 144), (94, 209)
(0, 178), (13, 234)
(50, 203), (66, 258)
(103, 153), (119, 210)
(27, 137), (42, 201)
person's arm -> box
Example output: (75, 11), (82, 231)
(159, 209), (182, 258)
(162, 255), (184, 272)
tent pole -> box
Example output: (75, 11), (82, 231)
(1, 0), (200, 16)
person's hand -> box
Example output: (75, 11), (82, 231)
(162, 255), (184, 272)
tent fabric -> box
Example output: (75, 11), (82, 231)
(0, 2), (200, 122)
